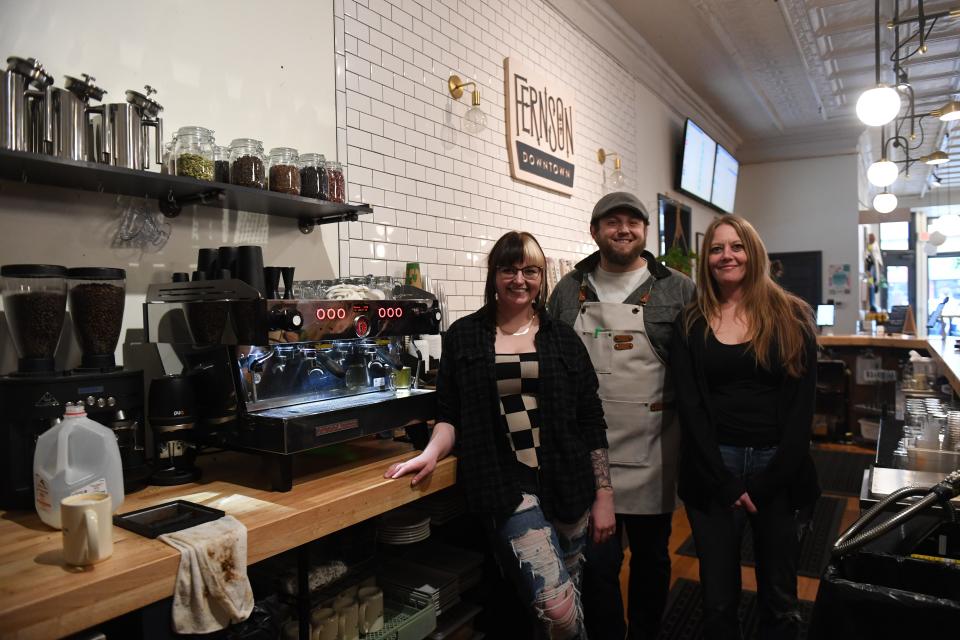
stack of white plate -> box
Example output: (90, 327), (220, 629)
(378, 509), (431, 545)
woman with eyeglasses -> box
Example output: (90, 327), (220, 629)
(386, 230), (613, 639)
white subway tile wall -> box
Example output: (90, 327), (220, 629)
(335, 0), (638, 323)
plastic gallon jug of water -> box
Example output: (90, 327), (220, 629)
(34, 402), (124, 529)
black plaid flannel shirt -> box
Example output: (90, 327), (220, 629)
(436, 306), (608, 522)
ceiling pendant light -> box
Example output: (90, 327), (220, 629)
(933, 100), (960, 122)
(867, 159), (899, 187)
(856, 85), (902, 126)
(922, 150), (950, 165)
(873, 191), (898, 213)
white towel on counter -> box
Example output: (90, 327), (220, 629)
(159, 515), (254, 634)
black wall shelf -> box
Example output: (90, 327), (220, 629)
(0, 149), (371, 233)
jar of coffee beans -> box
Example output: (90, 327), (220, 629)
(298, 153), (328, 200)
(229, 138), (266, 189)
(267, 147), (301, 195)
(174, 126), (215, 181)
(213, 145), (230, 183)
(326, 161), (346, 203)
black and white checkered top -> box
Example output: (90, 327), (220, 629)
(495, 352), (541, 469)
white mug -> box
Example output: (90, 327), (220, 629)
(61, 492), (113, 566)
(310, 607), (337, 640)
(333, 599), (359, 640)
(358, 586), (384, 634)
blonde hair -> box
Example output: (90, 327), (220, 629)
(685, 215), (814, 377)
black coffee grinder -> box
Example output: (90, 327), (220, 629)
(147, 374), (201, 485)
(0, 265), (147, 510)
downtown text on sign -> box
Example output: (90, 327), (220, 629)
(504, 57), (576, 195)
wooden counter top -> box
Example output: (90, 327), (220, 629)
(817, 334), (930, 349)
(0, 440), (456, 640)
(817, 333), (960, 395)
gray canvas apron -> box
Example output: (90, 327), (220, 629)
(574, 295), (679, 514)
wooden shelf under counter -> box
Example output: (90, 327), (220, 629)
(0, 439), (456, 640)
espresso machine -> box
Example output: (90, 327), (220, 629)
(143, 279), (441, 491)
(0, 265), (148, 509)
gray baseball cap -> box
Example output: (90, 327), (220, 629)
(591, 192), (649, 224)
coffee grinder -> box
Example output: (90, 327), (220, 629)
(0, 264), (147, 509)
(147, 374), (201, 485)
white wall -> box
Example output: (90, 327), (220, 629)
(334, 0), (719, 319)
(738, 155), (861, 333)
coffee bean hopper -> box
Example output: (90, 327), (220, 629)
(143, 279), (441, 491)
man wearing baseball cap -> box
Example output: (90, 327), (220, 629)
(548, 191), (695, 639)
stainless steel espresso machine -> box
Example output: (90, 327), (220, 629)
(143, 279), (441, 491)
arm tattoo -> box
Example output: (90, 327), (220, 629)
(590, 448), (612, 490)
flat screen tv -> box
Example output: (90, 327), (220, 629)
(711, 144), (739, 213)
(678, 119), (716, 203)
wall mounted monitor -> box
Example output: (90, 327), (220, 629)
(711, 144), (739, 213)
(678, 119), (716, 203)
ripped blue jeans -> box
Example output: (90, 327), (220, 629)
(490, 493), (589, 640)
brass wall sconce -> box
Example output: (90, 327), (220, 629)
(447, 74), (486, 134)
(597, 148), (625, 189)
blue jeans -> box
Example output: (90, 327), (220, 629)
(686, 445), (805, 640)
(490, 493), (589, 640)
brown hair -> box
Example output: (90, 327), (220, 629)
(484, 231), (548, 312)
(684, 215), (814, 377)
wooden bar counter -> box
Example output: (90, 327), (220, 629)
(0, 440), (455, 640)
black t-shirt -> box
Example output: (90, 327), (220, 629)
(703, 332), (784, 447)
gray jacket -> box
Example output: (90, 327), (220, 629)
(547, 250), (695, 362)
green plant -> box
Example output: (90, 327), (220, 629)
(658, 245), (697, 276)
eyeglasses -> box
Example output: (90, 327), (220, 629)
(496, 266), (543, 280)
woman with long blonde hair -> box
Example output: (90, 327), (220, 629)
(671, 215), (819, 640)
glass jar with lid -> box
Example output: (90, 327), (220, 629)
(267, 147), (301, 195)
(229, 138), (266, 189)
(213, 145), (230, 183)
(326, 161), (345, 203)
(160, 137), (176, 175)
(173, 126), (215, 181)
(299, 153), (327, 199)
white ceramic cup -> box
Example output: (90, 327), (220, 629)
(61, 492), (113, 566)
(310, 607), (337, 640)
(358, 586), (384, 634)
(333, 599), (359, 640)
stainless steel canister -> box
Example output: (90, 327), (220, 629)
(0, 56), (53, 153)
(104, 85), (163, 170)
(46, 74), (107, 162)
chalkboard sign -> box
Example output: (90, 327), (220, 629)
(887, 305), (909, 334)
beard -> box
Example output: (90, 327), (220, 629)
(596, 234), (646, 266)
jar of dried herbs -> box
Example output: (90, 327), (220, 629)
(326, 161), (346, 203)
(174, 126), (215, 181)
(267, 147), (301, 195)
(213, 145), (230, 183)
(298, 153), (327, 199)
(229, 138), (266, 189)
